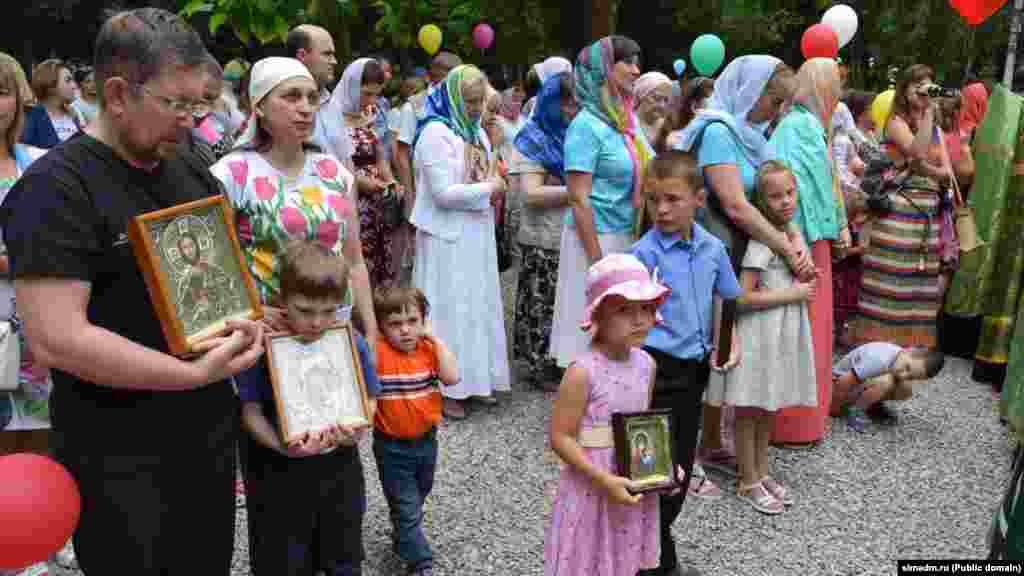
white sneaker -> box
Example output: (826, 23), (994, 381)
(54, 542), (76, 569)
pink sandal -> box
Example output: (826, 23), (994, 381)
(761, 476), (793, 506)
(738, 482), (783, 515)
(687, 463), (723, 500)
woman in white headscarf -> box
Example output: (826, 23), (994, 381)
(523, 56), (573, 118)
(633, 71), (672, 146)
(212, 57), (377, 343)
(674, 55), (810, 493)
(320, 58), (404, 289)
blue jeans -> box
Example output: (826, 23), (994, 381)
(373, 429), (438, 570)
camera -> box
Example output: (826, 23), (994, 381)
(918, 84), (960, 99)
(861, 154), (902, 214)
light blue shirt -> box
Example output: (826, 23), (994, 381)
(691, 122), (759, 250)
(767, 105), (846, 243)
(696, 122), (758, 195)
(833, 342), (903, 382)
(564, 109), (648, 234)
(631, 222), (742, 361)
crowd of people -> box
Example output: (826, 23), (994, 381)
(0, 5), (1009, 575)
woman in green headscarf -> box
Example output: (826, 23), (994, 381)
(410, 65), (510, 420)
(549, 36), (651, 370)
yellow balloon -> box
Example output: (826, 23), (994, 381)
(418, 24), (442, 56)
(870, 89), (895, 131)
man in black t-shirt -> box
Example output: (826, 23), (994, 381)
(0, 9), (263, 574)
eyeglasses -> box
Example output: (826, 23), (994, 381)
(136, 83), (206, 116)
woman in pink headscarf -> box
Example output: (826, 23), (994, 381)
(765, 58), (847, 445)
(633, 71), (673, 147)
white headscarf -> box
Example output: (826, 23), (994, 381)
(320, 58), (376, 170)
(234, 57), (315, 149)
(535, 57), (572, 83)
(526, 56), (573, 118)
(675, 55), (783, 167)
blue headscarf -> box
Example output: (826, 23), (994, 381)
(412, 65), (485, 150)
(514, 73), (570, 182)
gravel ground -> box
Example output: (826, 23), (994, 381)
(55, 267), (1014, 575)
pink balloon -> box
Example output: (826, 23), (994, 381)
(473, 23), (494, 51)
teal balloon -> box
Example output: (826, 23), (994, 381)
(673, 59), (686, 76)
(690, 34), (725, 77)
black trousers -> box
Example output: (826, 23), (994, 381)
(639, 347), (711, 575)
(59, 411), (238, 575)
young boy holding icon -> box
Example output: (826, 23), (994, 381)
(237, 240), (380, 575)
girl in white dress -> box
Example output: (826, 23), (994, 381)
(710, 160), (817, 515)
(410, 65), (510, 419)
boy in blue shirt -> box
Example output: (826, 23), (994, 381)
(237, 241), (380, 576)
(632, 151), (742, 576)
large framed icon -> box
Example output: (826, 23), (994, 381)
(128, 195), (263, 356)
(265, 324), (372, 444)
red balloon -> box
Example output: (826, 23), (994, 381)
(801, 23), (839, 60)
(949, 0), (1009, 25)
(0, 454), (81, 569)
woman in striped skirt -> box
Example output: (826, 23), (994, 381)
(850, 64), (946, 349)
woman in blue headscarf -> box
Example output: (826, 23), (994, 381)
(510, 72), (577, 392)
(410, 65), (510, 420)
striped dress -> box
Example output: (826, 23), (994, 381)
(850, 175), (942, 349)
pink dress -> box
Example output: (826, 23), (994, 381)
(544, 348), (660, 576)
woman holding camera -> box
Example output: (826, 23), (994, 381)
(850, 64), (947, 351)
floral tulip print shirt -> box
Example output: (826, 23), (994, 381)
(211, 150), (356, 305)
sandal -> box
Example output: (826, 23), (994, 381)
(738, 482), (783, 515)
(761, 476), (794, 506)
(687, 463), (723, 500)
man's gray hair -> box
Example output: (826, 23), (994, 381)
(93, 7), (208, 105)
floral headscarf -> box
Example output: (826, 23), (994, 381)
(675, 55), (783, 167)
(959, 83), (988, 135)
(634, 71), (672, 106)
(514, 73), (571, 181)
(575, 37), (651, 210)
(414, 65), (486, 148)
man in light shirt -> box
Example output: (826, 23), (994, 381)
(287, 24), (338, 148)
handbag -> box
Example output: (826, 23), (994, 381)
(0, 320), (21, 392)
(937, 132), (983, 254)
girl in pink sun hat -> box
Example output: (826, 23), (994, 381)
(545, 253), (675, 576)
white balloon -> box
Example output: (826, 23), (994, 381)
(822, 4), (859, 49)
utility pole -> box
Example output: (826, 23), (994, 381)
(1004, 0), (1024, 88)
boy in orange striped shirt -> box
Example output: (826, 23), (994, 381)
(372, 286), (459, 576)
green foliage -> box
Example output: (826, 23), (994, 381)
(179, 0), (352, 45)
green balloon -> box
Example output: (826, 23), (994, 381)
(690, 34), (725, 77)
